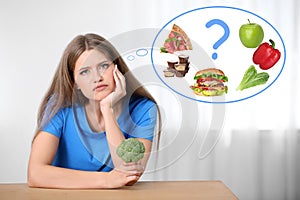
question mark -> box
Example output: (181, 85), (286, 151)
(206, 19), (230, 60)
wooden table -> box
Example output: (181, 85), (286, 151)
(0, 181), (238, 200)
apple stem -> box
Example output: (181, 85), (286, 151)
(247, 19), (251, 24)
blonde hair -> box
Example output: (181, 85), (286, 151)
(34, 33), (161, 147)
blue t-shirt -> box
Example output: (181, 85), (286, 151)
(42, 96), (157, 172)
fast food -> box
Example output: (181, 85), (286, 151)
(190, 68), (228, 96)
(160, 24), (192, 54)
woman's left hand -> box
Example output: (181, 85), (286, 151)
(117, 161), (145, 186)
(100, 65), (126, 110)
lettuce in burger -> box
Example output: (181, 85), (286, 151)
(191, 68), (228, 96)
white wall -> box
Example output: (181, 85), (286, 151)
(0, 0), (299, 199)
(0, 0), (163, 182)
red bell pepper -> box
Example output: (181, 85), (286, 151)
(253, 39), (281, 70)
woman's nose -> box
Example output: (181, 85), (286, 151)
(93, 69), (103, 82)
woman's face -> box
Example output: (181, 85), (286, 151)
(74, 49), (115, 101)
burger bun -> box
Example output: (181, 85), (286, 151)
(195, 68), (225, 77)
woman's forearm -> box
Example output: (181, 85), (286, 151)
(28, 164), (108, 189)
(101, 106), (126, 168)
(28, 132), (112, 189)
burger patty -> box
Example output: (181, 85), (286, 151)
(197, 80), (225, 87)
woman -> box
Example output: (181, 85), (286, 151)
(27, 33), (160, 189)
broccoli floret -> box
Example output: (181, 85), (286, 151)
(116, 138), (145, 163)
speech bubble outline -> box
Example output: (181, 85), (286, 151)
(150, 6), (286, 104)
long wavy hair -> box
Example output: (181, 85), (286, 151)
(34, 33), (161, 148)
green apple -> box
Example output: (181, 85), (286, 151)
(239, 19), (264, 48)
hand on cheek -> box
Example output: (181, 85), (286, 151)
(100, 65), (126, 110)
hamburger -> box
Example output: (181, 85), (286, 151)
(190, 68), (228, 96)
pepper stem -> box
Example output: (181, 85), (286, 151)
(269, 39), (275, 48)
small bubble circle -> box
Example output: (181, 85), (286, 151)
(136, 48), (148, 57)
(127, 55), (135, 61)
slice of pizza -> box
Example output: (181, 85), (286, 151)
(160, 24), (193, 54)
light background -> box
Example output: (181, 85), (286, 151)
(0, 0), (299, 199)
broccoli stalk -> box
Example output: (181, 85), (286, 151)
(116, 138), (145, 163)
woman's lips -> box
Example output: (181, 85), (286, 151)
(93, 84), (108, 91)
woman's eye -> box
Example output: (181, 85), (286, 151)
(100, 63), (110, 70)
(79, 69), (89, 75)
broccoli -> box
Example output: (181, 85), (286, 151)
(116, 138), (145, 163)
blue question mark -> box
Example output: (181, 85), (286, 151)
(206, 19), (230, 60)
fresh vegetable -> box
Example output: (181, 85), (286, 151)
(253, 39), (281, 70)
(239, 19), (264, 48)
(236, 65), (269, 91)
(116, 138), (145, 163)
(160, 47), (168, 53)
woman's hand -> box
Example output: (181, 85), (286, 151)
(106, 162), (144, 188)
(118, 161), (144, 177)
(118, 161), (145, 186)
(100, 65), (126, 110)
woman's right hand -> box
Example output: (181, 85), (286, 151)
(100, 65), (126, 111)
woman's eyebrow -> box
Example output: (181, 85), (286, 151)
(79, 66), (90, 71)
(96, 60), (110, 65)
(79, 60), (110, 70)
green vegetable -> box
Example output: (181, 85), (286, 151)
(116, 138), (145, 163)
(160, 47), (168, 53)
(194, 73), (228, 82)
(176, 39), (181, 47)
(236, 65), (269, 91)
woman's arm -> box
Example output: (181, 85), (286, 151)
(101, 107), (152, 186)
(101, 106), (152, 168)
(27, 131), (139, 189)
(100, 67), (152, 170)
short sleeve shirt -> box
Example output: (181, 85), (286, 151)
(41, 96), (157, 172)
